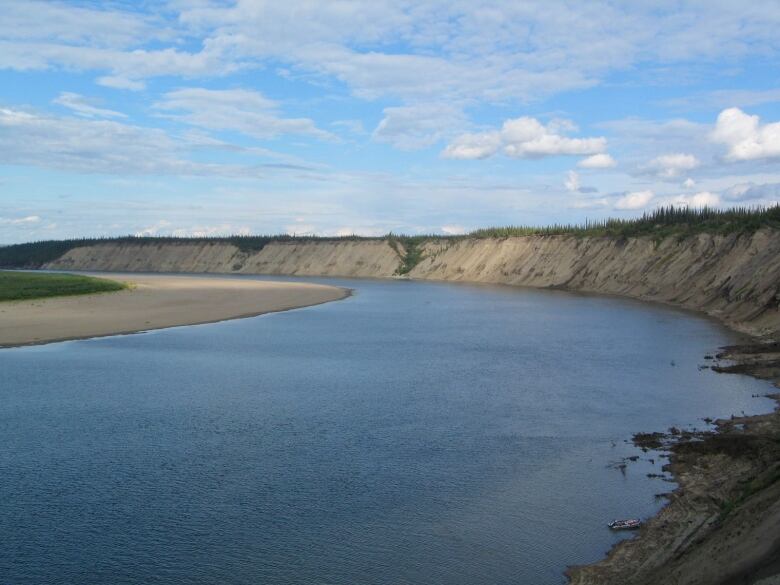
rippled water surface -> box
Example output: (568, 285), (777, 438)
(1, 276), (774, 584)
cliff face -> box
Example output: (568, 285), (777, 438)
(44, 230), (780, 337)
(46, 240), (403, 279)
(409, 230), (780, 338)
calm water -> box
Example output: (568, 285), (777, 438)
(0, 276), (774, 585)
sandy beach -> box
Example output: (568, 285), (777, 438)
(0, 273), (349, 348)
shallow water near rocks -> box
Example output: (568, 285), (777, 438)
(1, 276), (774, 585)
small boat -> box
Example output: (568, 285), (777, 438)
(608, 518), (641, 530)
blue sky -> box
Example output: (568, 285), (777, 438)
(1, 1), (780, 243)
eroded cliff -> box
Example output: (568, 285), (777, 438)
(43, 229), (780, 337)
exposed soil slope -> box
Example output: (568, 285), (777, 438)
(43, 230), (780, 337)
(409, 230), (780, 338)
(46, 240), (403, 279)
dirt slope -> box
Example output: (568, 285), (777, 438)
(46, 240), (403, 279)
(45, 231), (780, 336)
(409, 230), (780, 338)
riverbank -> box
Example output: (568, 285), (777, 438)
(567, 342), (780, 585)
(0, 273), (349, 348)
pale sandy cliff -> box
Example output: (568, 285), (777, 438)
(45, 230), (780, 338)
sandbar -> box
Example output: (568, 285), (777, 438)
(0, 273), (349, 348)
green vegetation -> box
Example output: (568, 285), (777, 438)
(393, 236), (427, 275)
(469, 205), (780, 240)
(1, 205), (778, 269)
(0, 234), (386, 269)
(0, 272), (126, 302)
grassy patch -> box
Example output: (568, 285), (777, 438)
(0, 272), (126, 302)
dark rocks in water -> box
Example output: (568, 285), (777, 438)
(633, 432), (665, 450)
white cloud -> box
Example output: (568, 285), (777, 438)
(564, 170), (580, 192)
(711, 107), (780, 161)
(614, 190), (654, 210)
(373, 103), (467, 150)
(0, 215), (40, 225)
(135, 220), (172, 237)
(570, 198), (608, 209)
(662, 88), (780, 110)
(1, 2), (780, 108)
(683, 177), (696, 189)
(0, 106), (289, 177)
(135, 221), (251, 238)
(155, 88), (333, 141)
(173, 2), (780, 106)
(332, 119), (366, 135)
(578, 153), (617, 169)
(441, 131), (502, 160)
(53, 92), (127, 119)
(96, 76), (146, 91)
(644, 153), (700, 178)
(172, 224), (251, 238)
(442, 116), (606, 160)
(724, 182), (780, 202)
(441, 224), (467, 235)
(663, 191), (720, 207)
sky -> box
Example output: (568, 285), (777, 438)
(1, 1), (780, 243)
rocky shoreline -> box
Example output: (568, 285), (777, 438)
(567, 342), (780, 585)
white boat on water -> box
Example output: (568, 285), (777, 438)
(608, 518), (641, 530)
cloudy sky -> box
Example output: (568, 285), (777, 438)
(1, 0), (780, 243)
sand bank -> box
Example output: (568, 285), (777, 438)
(0, 273), (349, 348)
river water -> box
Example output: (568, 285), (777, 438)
(0, 276), (774, 584)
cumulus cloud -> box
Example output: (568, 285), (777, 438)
(53, 92), (127, 118)
(663, 191), (721, 207)
(683, 177), (696, 189)
(644, 153), (700, 178)
(441, 224), (467, 235)
(442, 116), (606, 160)
(441, 131), (502, 160)
(155, 88), (334, 141)
(711, 107), (780, 161)
(135, 220), (172, 237)
(614, 190), (654, 210)
(577, 153), (617, 168)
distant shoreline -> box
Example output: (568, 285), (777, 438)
(0, 273), (350, 348)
